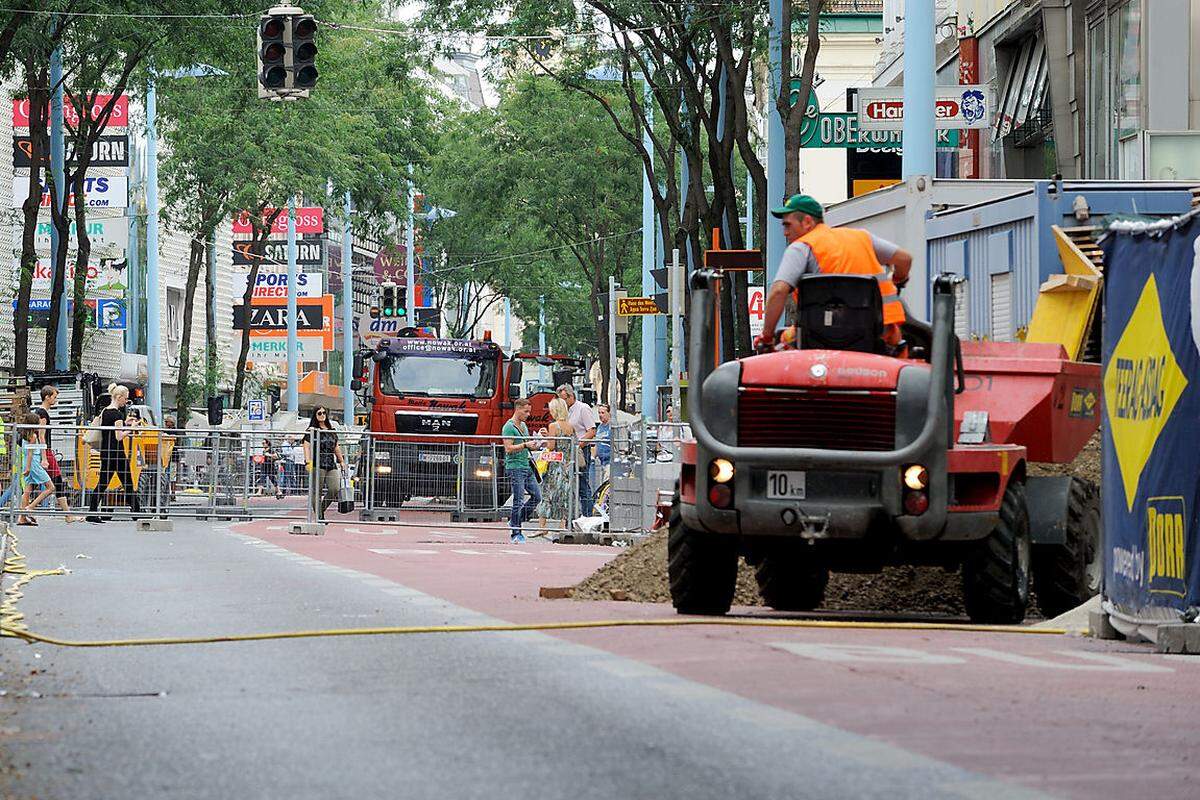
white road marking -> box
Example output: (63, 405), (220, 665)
(772, 643), (968, 665)
(369, 548), (438, 555)
(451, 549), (486, 555)
(951, 647), (1174, 673)
(500, 549), (532, 555)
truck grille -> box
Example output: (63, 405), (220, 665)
(738, 387), (896, 451)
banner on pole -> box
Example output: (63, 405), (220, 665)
(11, 175), (128, 209)
(12, 95), (129, 129)
(14, 134), (129, 168)
(232, 207), (324, 235)
(1100, 217), (1200, 615)
(233, 270), (324, 300)
(232, 239), (324, 266)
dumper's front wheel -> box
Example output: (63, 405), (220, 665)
(962, 481), (1031, 624)
(1033, 478), (1101, 618)
(668, 492), (737, 615)
(754, 548), (828, 611)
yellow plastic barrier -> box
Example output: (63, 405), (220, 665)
(73, 428), (175, 492)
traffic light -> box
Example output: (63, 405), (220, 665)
(380, 282), (398, 317)
(379, 282), (408, 318)
(257, 14), (286, 93)
(290, 14), (318, 90)
(651, 267), (670, 313)
(257, 8), (318, 99)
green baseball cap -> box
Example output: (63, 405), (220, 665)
(770, 194), (824, 220)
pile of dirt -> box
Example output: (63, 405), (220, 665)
(1028, 430), (1102, 485)
(571, 529), (968, 615)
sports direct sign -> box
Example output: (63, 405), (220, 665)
(857, 86), (993, 131)
(233, 270), (324, 300)
(11, 175), (128, 208)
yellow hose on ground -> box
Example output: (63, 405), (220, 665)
(0, 525), (1070, 649)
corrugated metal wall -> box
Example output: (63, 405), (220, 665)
(927, 214), (1038, 341)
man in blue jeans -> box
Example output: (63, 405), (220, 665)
(502, 399), (541, 543)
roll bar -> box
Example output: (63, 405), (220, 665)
(687, 270), (961, 470)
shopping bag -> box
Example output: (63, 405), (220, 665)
(337, 470), (355, 514)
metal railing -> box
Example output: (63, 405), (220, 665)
(0, 421), (681, 538)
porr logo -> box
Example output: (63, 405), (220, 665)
(1146, 496), (1187, 598)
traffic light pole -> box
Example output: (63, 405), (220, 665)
(286, 196), (299, 413)
(902, 0), (936, 178)
(341, 190), (353, 425)
(608, 276), (617, 414)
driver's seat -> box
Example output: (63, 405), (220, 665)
(795, 274), (888, 355)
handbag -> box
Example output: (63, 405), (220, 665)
(337, 469), (355, 514)
(82, 413), (103, 448)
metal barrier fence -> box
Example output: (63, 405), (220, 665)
(594, 421), (686, 533)
(1, 422), (655, 536)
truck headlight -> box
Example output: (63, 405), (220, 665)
(903, 464), (928, 491)
(709, 458), (735, 484)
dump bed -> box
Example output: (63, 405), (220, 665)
(954, 341), (1100, 463)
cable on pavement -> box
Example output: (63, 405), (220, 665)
(0, 524), (1071, 649)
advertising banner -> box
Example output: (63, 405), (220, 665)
(12, 175), (128, 209)
(13, 134), (129, 168)
(235, 295), (334, 350)
(12, 257), (128, 293)
(12, 95), (129, 129)
(747, 286), (765, 337)
(34, 218), (128, 254)
(232, 270), (323, 300)
(857, 85), (993, 131)
(231, 207), (324, 235)
(247, 335), (325, 363)
(1100, 218), (1200, 615)
(232, 239), (324, 267)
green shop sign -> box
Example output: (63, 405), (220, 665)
(790, 85), (960, 150)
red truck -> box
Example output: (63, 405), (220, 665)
(356, 331), (582, 508)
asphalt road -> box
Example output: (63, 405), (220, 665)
(0, 518), (1191, 799)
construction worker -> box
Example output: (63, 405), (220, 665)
(757, 194), (913, 351)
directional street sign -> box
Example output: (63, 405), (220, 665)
(617, 296), (663, 316)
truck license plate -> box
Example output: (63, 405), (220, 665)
(766, 470), (806, 500)
(419, 453), (453, 464)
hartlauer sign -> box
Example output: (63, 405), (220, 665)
(857, 86), (992, 131)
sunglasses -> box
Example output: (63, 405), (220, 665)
(316, 411), (327, 416)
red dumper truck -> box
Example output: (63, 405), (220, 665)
(672, 271), (1101, 623)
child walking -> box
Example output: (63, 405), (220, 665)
(19, 412), (54, 525)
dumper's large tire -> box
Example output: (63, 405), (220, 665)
(1033, 478), (1101, 618)
(668, 493), (737, 615)
(754, 549), (828, 612)
(963, 481), (1031, 624)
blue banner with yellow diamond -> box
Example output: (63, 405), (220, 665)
(1101, 218), (1200, 615)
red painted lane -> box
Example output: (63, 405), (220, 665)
(233, 517), (1199, 800)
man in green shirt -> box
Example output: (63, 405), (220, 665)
(502, 398), (541, 543)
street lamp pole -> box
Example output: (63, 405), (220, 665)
(50, 41), (68, 370)
(902, 0), (937, 178)
(766, 0), (785, 286)
(342, 191), (354, 424)
(145, 77), (162, 420)
(405, 164), (416, 329)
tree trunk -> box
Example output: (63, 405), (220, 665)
(176, 235), (205, 425)
(69, 169), (91, 370)
(15, 64), (47, 377)
(779, 1), (825, 196)
(44, 177), (70, 371)
(232, 211), (280, 408)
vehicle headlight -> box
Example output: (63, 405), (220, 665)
(709, 458), (735, 484)
(903, 464), (928, 491)
(376, 465), (393, 474)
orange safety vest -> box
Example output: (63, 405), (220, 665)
(797, 224), (906, 326)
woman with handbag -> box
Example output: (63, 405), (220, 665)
(535, 398), (576, 532)
(302, 406), (347, 521)
(86, 383), (141, 523)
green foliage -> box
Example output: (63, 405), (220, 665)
(422, 75), (641, 363)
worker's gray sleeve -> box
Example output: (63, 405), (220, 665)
(870, 234), (900, 263)
(774, 241), (817, 287)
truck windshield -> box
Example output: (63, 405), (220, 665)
(381, 355), (498, 398)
